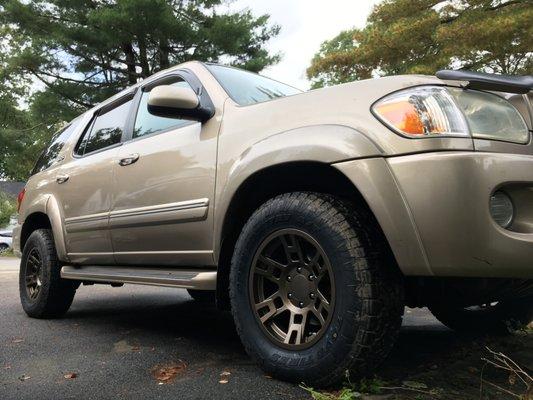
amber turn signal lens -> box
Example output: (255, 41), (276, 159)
(374, 101), (425, 135)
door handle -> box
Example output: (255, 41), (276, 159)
(56, 174), (69, 184)
(118, 153), (140, 166)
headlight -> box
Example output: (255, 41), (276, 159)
(373, 86), (529, 143)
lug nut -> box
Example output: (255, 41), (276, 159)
(298, 301), (304, 308)
(288, 293), (293, 299)
(297, 267), (302, 273)
(308, 274), (314, 281)
(287, 276), (292, 282)
(309, 293), (315, 299)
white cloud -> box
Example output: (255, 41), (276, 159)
(227, 0), (381, 89)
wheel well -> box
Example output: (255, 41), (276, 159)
(20, 212), (52, 252)
(216, 161), (395, 309)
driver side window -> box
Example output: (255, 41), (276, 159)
(133, 79), (193, 139)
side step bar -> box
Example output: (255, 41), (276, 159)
(61, 266), (216, 290)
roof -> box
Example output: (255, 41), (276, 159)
(0, 181), (25, 198)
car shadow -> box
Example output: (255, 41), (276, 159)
(63, 288), (473, 373)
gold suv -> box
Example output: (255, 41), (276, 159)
(12, 63), (533, 386)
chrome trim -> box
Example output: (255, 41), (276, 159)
(112, 250), (213, 255)
(109, 198), (209, 219)
(65, 212), (109, 224)
(61, 265), (216, 290)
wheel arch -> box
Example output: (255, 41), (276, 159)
(214, 161), (397, 309)
(20, 195), (68, 261)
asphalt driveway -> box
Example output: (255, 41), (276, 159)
(1, 257), (530, 400)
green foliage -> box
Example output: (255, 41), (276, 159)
(308, 0), (532, 88)
(301, 376), (385, 400)
(0, 0), (280, 180)
(0, 191), (17, 227)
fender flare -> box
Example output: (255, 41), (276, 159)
(214, 124), (383, 258)
(21, 194), (69, 262)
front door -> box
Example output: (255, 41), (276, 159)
(110, 75), (219, 266)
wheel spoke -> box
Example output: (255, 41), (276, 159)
(311, 290), (331, 326)
(28, 254), (41, 268)
(284, 311), (308, 345)
(255, 292), (286, 324)
(279, 234), (305, 265)
(256, 255), (286, 284)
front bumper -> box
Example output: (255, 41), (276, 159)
(335, 152), (533, 279)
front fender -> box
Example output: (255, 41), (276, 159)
(214, 124), (383, 258)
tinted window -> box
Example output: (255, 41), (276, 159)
(206, 64), (302, 106)
(32, 120), (81, 174)
(77, 98), (132, 156)
(133, 80), (192, 139)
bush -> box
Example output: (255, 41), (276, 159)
(0, 192), (17, 228)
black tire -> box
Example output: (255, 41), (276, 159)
(0, 243), (9, 254)
(187, 289), (216, 303)
(229, 192), (404, 387)
(19, 229), (77, 319)
(429, 298), (533, 335)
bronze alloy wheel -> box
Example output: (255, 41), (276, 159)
(25, 248), (44, 301)
(249, 229), (335, 349)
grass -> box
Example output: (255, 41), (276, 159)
(1, 248), (15, 257)
(300, 328), (532, 400)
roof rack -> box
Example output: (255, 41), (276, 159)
(436, 70), (532, 94)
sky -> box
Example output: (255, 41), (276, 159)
(227, 0), (381, 90)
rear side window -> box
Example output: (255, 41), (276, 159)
(32, 120), (81, 175)
(133, 80), (193, 139)
(76, 98), (133, 156)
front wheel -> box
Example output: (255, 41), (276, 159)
(19, 229), (77, 319)
(230, 192), (404, 387)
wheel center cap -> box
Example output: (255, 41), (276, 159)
(287, 273), (315, 306)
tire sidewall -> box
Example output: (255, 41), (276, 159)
(19, 231), (54, 315)
(231, 199), (363, 382)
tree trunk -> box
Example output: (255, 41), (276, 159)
(159, 39), (170, 70)
(122, 42), (137, 84)
(138, 39), (150, 78)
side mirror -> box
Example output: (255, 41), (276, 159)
(147, 85), (212, 122)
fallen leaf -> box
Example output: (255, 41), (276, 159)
(18, 374), (31, 381)
(64, 373), (78, 379)
(403, 381), (428, 389)
(219, 370), (231, 384)
(12, 338), (24, 344)
(264, 375), (272, 379)
(151, 361), (187, 384)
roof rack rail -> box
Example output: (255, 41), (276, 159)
(436, 70), (532, 94)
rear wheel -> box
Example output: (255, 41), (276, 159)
(230, 192), (404, 387)
(19, 229), (77, 319)
(429, 298), (533, 334)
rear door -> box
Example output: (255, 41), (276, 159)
(56, 94), (135, 264)
(110, 72), (219, 266)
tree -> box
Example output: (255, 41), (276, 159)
(0, 0), (280, 180)
(307, 0), (532, 88)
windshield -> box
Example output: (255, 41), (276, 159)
(206, 64), (302, 106)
